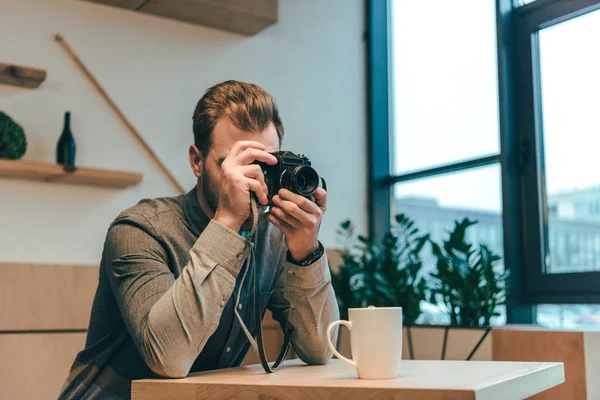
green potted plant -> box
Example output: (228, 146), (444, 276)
(429, 218), (508, 328)
(0, 111), (27, 160)
(401, 218), (509, 362)
(330, 214), (429, 358)
(333, 214), (430, 324)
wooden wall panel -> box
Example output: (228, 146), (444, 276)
(492, 329), (587, 400)
(584, 332), (600, 399)
(0, 263), (98, 330)
(0, 333), (86, 400)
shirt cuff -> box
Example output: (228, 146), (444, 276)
(284, 249), (331, 287)
(192, 219), (247, 277)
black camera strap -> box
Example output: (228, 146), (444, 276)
(233, 196), (294, 373)
(236, 177), (326, 373)
(251, 235), (294, 373)
(320, 177), (327, 192)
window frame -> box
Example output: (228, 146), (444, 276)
(513, 0), (600, 303)
(366, 0), (600, 323)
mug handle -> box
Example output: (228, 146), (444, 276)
(326, 320), (356, 368)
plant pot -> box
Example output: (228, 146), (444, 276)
(402, 325), (492, 361)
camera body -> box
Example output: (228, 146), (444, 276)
(255, 151), (320, 205)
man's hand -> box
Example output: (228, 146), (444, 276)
(213, 141), (277, 232)
(266, 187), (327, 262)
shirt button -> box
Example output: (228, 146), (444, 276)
(226, 347), (231, 353)
(238, 303), (243, 310)
(236, 253), (244, 260)
(287, 269), (294, 275)
(220, 300), (225, 308)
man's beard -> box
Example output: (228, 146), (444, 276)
(201, 171), (263, 232)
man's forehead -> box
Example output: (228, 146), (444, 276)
(211, 119), (280, 156)
(211, 140), (279, 158)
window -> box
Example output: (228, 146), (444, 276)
(538, 9), (600, 274)
(394, 166), (507, 325)
(367, 0), (600, 325)
(392, 166), (503, 263)
(538, 304), (600, 329)
(391, 0), (500, 174)
(368, 0), (505, 325)
(513, 0), (600, 304)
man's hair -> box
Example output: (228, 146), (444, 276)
(192, 80), (284, 156)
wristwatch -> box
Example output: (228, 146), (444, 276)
(287, 242), (324, 266)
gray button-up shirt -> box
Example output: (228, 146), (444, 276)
(59, 187), (339, 399)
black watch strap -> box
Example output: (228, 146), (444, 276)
(287, 242), (324, 266)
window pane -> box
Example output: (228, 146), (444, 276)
(390, 0), (500, 174)
(538, 9), (600, 274)
(537, 304), (600, 329)
(393, 165), (505, 325)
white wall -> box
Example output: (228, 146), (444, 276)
(0, 0), (367, 265)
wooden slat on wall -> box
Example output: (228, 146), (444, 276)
(0, 263), (98, 330)
(0, 333), (86, 400)
(492, 329), (587, 400)
(0, 62), (46, 89)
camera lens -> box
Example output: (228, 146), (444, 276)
(291, 165), (319, 196)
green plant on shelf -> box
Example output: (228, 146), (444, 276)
(0, 111), (27, 160)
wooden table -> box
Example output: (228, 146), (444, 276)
(132, 359), (564, 400)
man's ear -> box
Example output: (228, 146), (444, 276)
(189, 145), (203, 178)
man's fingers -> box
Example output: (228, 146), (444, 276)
(272, 195), (306, 222)
(269, 206), (301, 228)
(272, 195), (321, 231)
(230, 141), (266, 157)
(237, 148), (277, 166)
(242, 165), (268, 196)
(266, 212), (294, 233)
(312, 188), (327, 212)
(278, 189), (321, 214)
(246, 178), (268, 206)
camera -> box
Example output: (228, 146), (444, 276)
(255, 151), (321, 205)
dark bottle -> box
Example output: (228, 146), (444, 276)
(56, 111), (76, 171)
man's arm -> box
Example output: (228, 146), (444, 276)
(268, 248), (340, 364)
(105, 216), (246, 378)
(264, 184), (339, 364)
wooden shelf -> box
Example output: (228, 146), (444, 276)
(84, 0), (278, 36)
(0, 159), (142, 188)
(0, 63), (46, 89)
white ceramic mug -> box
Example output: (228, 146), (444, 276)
(326, 306), (403, 379)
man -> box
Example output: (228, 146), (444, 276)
(59, 80), (339, 399)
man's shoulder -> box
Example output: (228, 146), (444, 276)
(112, 194), (186, 233)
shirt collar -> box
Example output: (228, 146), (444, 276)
(183, 186), (211, 235)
